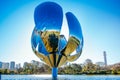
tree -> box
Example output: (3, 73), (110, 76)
(82, 59), (97, 74)
(71, 63), (82, 74)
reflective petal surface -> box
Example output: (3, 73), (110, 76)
(31, 2), (84, 68)
(34, 2), (63, 31)
(59, 12), (84, 63)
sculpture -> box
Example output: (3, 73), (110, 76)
(31, 2), (84, 78)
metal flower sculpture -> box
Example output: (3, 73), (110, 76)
(31, 2), (84, 77)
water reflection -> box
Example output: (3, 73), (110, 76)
(1, 75), (120, 80)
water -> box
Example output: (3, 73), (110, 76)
(1, 75), (120, 80)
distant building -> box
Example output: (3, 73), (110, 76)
(2, 62), (9, 69)
(10, 61), (15, 70)
(0, 61), (2, 68)
(103, 51), (107, 66)
(31, 60), (43, 67)
(31, 60), (36, 65)
(16, 63), (21, 69)
(84, 59), (93, 65)
(23, 62), (28, 68)
(96, 62), (105, 67)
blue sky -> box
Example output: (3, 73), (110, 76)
(0, 0), (120, 66)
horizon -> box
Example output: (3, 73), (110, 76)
(0, 0), (120, 66)
(0, 58), (119, 68)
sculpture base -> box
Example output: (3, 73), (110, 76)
(52, 67), (58, 78)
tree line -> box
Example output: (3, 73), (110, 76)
(0, 61), (120, 75)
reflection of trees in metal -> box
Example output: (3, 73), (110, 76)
(48, 33), (58, 52)
(31, 2), (84, 68)
(40, 31), (59, 53)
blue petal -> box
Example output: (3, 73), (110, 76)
(34, 2), (63, 31)
(66, 12), (83, 42)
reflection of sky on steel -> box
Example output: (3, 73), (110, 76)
(31, 2), (83, 77)
(31, 1), (83, 68)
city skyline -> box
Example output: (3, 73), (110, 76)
(0, 61), (20, 70)
(0, 0), (120, 65)
(0, 58), (108, 69)
(0, 51), (117, 69)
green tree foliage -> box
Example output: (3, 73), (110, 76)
(16, 63), (51, 74)
(58, 64), (82, 74)
(1, 61), (120, 75)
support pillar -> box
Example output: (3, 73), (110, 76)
(52, 67), (58, 78)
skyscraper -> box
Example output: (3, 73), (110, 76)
(0, 61), (2, 68)
(31, 60), (43, 67)
(10, 61), (15, 70)
(2, 62), (9, 69)
(16, 63), (21, 69)
(103, 51), (107, 66)
(23, 62), (28, 68)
